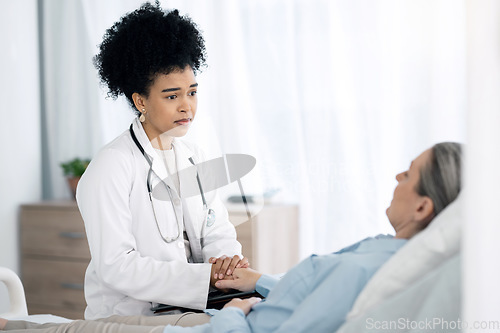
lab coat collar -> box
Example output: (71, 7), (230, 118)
(131, 118), (196, 197)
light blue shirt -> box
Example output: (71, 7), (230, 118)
(163, 235), (407, 333)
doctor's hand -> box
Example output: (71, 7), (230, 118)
(215, 267), (262, 292)
(209, 255), (249, 280)
(210, 264), (234, 290)
(223, 297), (262, 316)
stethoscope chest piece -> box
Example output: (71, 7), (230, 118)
(206, 208), (216, 227)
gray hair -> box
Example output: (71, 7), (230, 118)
(416, 142), (463, 216)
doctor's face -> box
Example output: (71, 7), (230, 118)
(386, 149), (432, 231)
(137, 65), (198, 141)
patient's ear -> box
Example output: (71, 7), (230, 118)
(415, 196), (435, 228)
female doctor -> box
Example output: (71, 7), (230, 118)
(76, 3), (247, 320)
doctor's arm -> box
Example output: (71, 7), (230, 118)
(199, 188), (252, 281)
(200, 191), (242, 255)
(191, 145), (249, 278)
(77, 148), (211, 310)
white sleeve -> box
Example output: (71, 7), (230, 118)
(187, 144), (243, 262)
(201, 189), (242, 261)
(77, 147), (211, 310)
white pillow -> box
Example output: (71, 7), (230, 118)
(344, 194), (462, 320)
(337, 254), (461, 333)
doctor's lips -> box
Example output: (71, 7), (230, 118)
(174, 117), (192, 125)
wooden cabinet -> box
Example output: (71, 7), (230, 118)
(19, 201), (89, 319)
(229, 203), (299, 275)
(19, 201), (298, 318)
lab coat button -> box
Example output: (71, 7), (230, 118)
(177, 242), (184, 248)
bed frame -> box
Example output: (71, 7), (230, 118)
(0, 267), (28, 318)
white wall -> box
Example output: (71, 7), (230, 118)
(0, 0), (41, 313)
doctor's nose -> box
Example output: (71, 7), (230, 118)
(179, 107), (189, 113)
(178, 100), (192, 113)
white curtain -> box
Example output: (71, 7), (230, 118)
(41, 0), (103, 198)
(42, 0), (467, 257)
(0, 0), (41, 313)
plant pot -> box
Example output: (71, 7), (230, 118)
(66, 177), (81, 199)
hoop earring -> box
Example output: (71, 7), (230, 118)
(139, 109), (146, 123)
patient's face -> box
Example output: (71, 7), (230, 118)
(386, 149), (432, 230)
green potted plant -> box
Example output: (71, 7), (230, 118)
(60, 158), (91, 199)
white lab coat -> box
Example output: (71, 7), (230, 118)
(76, 118), (242, 319)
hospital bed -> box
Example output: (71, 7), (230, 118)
(0, 266), (70, 324)
(1, 196), (462, 331)
(0, 266), (27, 319)
(337, 195), (462, 332)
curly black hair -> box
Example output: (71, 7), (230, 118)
(93, 2), (206, 111)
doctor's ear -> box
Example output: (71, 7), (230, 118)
(132, 92), (147, 112)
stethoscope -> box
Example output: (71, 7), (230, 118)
(129, 125), (216, 243)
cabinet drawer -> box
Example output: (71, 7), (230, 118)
(20, 208), (90, 259)
(22, 258), (88, 310)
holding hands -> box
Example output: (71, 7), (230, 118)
(209, 257), (264, 315)
(209, 255), (249, 287)
(214, 267), (262, 292)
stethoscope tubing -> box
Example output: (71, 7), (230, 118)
(188, 157), (208, 210)
(130, 125), (183, 242)
(129, 125), (213, 243)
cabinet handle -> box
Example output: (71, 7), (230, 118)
(60, 282), (84, 290)
(59, 231), (85, 239)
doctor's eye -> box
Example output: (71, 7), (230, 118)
(166, 95), (177, 100)
(188, 90), (197, 96)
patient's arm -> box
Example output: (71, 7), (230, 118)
(208, 298), (261, 333)
(263, 262), (370, 333)
(215, 268), (262, 292)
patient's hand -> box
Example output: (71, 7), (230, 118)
(215, 267), (262, 292)
(223, 297), (262, 315)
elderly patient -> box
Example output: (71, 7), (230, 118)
(0, 142), (462, 333)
